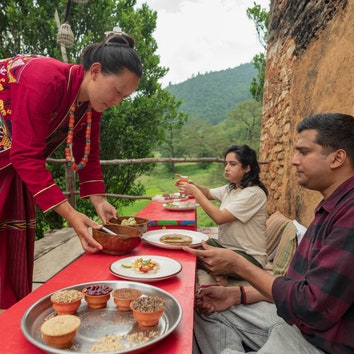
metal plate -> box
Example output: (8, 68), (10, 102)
(142, 229), (209, 250)
(21, 281), (182, 354)
(110, 256), (182, 282)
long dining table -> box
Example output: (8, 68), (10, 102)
(0, 237), (198, 354)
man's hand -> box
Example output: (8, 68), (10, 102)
(196, 286), (241, 315)
(184, 241), (241, 276)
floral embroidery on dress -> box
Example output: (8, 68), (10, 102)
(0, 54), (40, 151)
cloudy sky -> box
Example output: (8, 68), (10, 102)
(135, 0), (269, 87)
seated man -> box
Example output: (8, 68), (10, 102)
(185, 113), (354, 354)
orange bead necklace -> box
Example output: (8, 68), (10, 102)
(65, 102), (92, 171)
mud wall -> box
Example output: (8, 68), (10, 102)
(259, 0), (352, 226)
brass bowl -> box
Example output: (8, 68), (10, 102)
(108, 216), (149, 233)
(92, 224), (142, 255)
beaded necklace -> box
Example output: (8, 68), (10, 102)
(65, 102), (92, 171)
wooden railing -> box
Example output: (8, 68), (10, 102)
(47, 157), (268, 207)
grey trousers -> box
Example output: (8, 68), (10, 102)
(193, 301), (325, 354)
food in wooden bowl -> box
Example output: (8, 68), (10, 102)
(108, 216), (149, 233)
(82, 284), (113, 309)
(112, 288), (142, 311)
(50, 289), (83, 315)
(40, 315), (81, 348)
(130, 296), (166, 327)
(92, 224), (142, 255)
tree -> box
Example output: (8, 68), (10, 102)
(247, 2), (269, 102)
(1, 0), (186, 234)
(226, 100), (263, 150)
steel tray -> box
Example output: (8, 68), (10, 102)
(21, 281), (182, 354)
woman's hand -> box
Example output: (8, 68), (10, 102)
(54, 201), (103, 253)
(90, 195), (118, 223)
(196, 286), (240, 315)
(178, 182), (198, 196)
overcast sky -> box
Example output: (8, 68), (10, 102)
(134, 0), (270, 87)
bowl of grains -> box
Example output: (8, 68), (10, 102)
(130, 295), (166, 327)
(50, 289), (83, 315)
(40, 314), (81, 349)
(82, 284), (113, 309)
(108, 216), (149, 233)
(92, 224), (143, 255)
(112, 288), (143, 311)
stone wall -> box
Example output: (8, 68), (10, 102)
(260, 0), (352, 226)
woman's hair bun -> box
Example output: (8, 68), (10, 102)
(104, 33), (135, 49)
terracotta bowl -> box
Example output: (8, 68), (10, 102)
(92, 224), (142, 256)
(108, 216), (149, 233)
(82, 284), (113, 309)
(130, 296), (166, 327)
(40, 315), (81, 349)
(50, 290), (83, 315)
(112, 288), (143, 311)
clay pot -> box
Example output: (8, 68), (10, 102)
(130, 296), (166, 327)
(40, 315), (81, 349)
(50, 290), (83, 315)
(82, 284), (113, 309)
(112, 288), (142, 311)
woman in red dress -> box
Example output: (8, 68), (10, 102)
(0, 33), (143, 309)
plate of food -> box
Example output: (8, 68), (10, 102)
(142, 229), (209, 250)
(21, 281), (182, 354)
(152, 193), (189, 203)
(162, 201), (199, 211)
(110, 256), (182, 282)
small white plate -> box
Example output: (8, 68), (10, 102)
(162, 201), (199, 211)
(110, 255), (182, 282)
(142, 229), (209, 250)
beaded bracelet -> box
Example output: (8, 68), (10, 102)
(239, 286), (247, 304)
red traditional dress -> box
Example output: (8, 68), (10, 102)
(0, 54), (105, 308)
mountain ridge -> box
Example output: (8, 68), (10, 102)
(165, 62), (256, 124)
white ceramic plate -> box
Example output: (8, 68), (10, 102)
(162, 201), (200, 211)
(110, 255), (182, 282)
(142, 229), (209, 250)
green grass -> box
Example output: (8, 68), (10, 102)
(118, 162), (225, 227)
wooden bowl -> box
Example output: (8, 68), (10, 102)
(40, 315), (81, 348)
(82, 284), (113, 309)
(112, 288), (142, 311)
(50, 290), (83, 315)
(108, 216), (149, 233)
(130, 296), (166, 327)
(92, 224), (142, 255)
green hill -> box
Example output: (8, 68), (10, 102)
(165, 62), (256, 124)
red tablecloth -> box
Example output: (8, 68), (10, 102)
(0, 241), (197, 354)
(136, 201), (197, 231)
